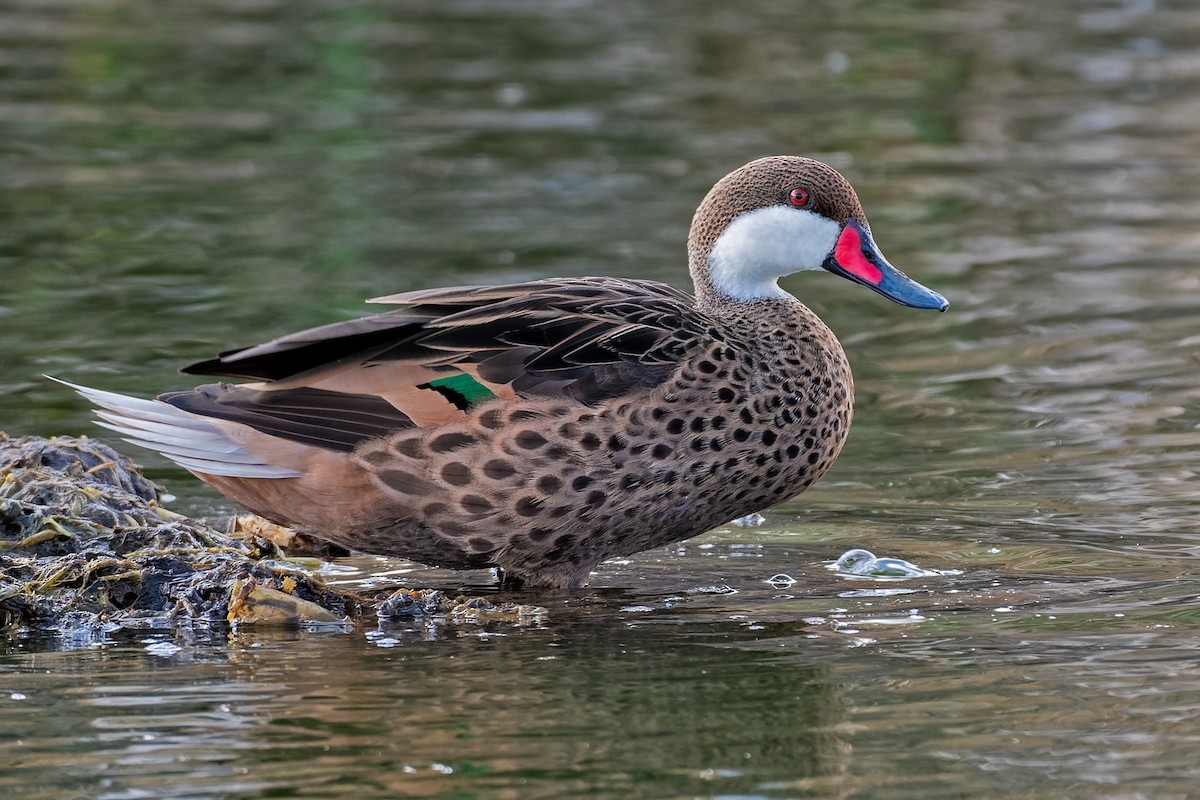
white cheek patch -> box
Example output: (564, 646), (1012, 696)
(707, 206), (841, 301)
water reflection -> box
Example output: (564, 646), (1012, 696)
(1, 620), (844, 799)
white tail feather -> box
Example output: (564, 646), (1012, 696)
(49, 377), (300, 479)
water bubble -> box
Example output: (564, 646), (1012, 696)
(832, 549), (877, 573)
(828, 548), (961, 579)
(870, 558), (930, 578)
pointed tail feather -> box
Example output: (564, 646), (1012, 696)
(48, 377), (300, 479)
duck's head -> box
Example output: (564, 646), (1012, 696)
(689, 156), (948, 312)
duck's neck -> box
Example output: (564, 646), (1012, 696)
(690, 245), (811, 315)
(690, 264), (800, 316)
(688, 205), (839, 312)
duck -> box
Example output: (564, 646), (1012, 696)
(62, 156), (947, 589)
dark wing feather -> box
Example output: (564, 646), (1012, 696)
(161, 384), (416, 452)
(183, 277), (711, 406)
(182, 312), (437, 381)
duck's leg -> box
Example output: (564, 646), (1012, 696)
(494, 568), (526, 591)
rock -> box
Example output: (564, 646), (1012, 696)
(0, 433), (354, 631)
(0, 433), (549, 636)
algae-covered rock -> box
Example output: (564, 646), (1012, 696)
(0, 433), (355, 632)
(378, 588), (547, 626)
(0, 433), (548, 636)
(227, 575), (350, 627)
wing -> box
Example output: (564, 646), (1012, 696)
(165, 278), (712, 453)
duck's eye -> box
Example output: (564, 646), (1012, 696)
(788, 187), (811, 207)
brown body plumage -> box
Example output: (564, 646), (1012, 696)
(66, 156), (947, 589)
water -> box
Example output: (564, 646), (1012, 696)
(2, 0), (1200, 797)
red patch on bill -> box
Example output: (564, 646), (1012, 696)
(834, 225), (883, 285)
